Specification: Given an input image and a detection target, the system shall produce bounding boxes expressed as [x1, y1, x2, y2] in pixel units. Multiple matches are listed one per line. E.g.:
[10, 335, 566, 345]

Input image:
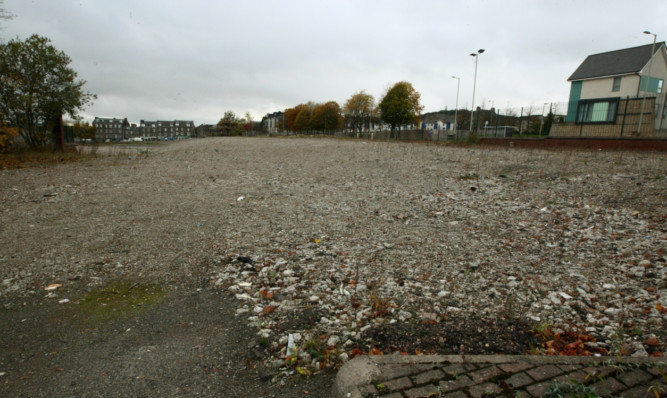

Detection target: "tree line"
[0, 32, 426, 150]
[280, 81, 423, 134]
[217, 81, 425, 136]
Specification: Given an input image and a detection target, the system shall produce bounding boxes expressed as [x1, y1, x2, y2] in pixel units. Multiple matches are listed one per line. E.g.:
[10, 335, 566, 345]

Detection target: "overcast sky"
[2, 0, 665, 125]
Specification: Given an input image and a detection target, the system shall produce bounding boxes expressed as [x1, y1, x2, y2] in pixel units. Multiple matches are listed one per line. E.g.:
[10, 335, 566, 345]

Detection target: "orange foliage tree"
[0, 113, 18, 152]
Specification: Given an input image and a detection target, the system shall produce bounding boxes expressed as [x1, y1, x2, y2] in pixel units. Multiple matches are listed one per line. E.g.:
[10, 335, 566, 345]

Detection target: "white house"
[565, 41, 667, 132]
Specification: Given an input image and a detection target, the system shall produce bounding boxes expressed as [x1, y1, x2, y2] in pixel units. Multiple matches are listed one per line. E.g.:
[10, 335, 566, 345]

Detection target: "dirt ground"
[1, 137, 665, 397]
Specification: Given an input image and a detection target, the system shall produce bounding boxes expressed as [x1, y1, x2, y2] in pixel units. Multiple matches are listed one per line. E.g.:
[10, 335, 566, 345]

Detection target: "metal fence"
[255, 95, 667, 140]
[480, 96, 667, 138]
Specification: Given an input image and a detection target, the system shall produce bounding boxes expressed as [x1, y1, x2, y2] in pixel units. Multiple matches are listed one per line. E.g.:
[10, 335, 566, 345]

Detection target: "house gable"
[565, 42, 667, 126]
[568, 42, 665, 81]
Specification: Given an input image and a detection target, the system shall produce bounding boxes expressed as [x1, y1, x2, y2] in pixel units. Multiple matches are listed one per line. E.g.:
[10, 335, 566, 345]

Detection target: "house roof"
[568, 41, 666, 81]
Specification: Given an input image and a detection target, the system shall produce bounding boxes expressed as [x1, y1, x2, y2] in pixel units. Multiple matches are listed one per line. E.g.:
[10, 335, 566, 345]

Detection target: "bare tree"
[0, 1, 14, 27]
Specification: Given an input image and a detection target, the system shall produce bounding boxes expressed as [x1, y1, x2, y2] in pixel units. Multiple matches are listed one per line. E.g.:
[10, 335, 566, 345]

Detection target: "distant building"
[92, 117, 131, 141]
[140, 120, 195, 138]
[561, 41, 667, 135]
[92, 118, 195, 140]
[261, 112, 284, 134]
[195, 124, 219, 137]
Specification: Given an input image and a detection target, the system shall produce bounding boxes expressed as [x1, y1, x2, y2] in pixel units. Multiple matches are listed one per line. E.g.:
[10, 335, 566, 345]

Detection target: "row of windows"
[576, 98, 619, 123]
[141, 122, 194, 127]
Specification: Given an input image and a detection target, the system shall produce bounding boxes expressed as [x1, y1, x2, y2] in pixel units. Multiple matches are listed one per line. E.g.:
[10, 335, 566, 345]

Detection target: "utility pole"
[452, 76, 460, 140]
[469, 49, 485, 136]
[638, 31, 657, 135]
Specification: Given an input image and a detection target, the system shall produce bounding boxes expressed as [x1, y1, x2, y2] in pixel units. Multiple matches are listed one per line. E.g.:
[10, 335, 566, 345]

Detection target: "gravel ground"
[1, 137, 666, 396]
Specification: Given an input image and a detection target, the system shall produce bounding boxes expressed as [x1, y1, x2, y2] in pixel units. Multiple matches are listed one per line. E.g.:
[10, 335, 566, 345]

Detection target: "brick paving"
[332, 355, 666, 398]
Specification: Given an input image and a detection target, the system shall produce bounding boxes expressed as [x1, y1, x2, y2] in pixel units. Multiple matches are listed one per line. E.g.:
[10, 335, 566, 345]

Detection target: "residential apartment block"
[92, 117, 195, 141]
[261, 111, 284, 134]
[140, 120, 195, 138]
[92, 117, 134, 141]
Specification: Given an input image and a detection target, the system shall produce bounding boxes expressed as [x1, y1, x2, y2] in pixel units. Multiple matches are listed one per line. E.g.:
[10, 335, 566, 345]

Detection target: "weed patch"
[65, 280, 166, 327]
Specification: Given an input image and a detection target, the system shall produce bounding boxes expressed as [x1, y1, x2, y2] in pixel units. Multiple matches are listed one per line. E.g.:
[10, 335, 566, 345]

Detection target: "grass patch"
[0, 147, 93, 169]
[67, 280, 166, 326]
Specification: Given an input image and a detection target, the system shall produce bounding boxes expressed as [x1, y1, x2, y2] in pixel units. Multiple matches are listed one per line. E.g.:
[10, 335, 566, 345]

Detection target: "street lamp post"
[452, 76, 460, 140]
[638, 31, 657, 135]
[487, 100, 494, 136]
[539, 102, 548, 136]
[469, 49, 485, 136]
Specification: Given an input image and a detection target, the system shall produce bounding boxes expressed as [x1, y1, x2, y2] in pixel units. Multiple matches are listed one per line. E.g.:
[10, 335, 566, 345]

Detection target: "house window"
[659, 79, 664, 94]
[576, 98, 619, 124]
[612, 76, 621, 92]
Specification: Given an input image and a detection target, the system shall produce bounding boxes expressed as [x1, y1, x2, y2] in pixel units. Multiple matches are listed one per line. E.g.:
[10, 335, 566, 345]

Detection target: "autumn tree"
[284, 104, 307, 133]
[217, 111, 240, 136]
[344, 91, 375, 132]
[310, 101, 342, 132]
[72, 121, 96, 141]
[0, 34, 96, 149]
[243, 112, 254, 132]
[293, 102, 315, 133]
[0, 112, 18, 152]
[378, 81, 424, 135]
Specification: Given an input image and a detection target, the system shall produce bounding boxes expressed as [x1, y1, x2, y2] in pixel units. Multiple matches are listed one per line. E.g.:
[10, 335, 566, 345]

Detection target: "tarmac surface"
[332, 355, 666, 398]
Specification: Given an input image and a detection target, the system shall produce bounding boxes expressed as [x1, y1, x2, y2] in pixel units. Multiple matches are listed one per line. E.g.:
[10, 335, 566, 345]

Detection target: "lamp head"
[643, 31, 651, 34]
[478, 49, 485, 54]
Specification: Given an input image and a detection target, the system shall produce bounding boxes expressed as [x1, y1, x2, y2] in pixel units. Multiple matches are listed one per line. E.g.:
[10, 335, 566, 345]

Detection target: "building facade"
[560, 41, 667, 136]
[261, 112, 284, 134]
[92, 117, 132, 141]
[139, 120, 195, 138]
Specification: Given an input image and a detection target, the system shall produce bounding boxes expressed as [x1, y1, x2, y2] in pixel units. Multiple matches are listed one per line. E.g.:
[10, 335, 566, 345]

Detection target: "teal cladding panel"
[640, 76, 661, 93]
[566, 81, 582, 122]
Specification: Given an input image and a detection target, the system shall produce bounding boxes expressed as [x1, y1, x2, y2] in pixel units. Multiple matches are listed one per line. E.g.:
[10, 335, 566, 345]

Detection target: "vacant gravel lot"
[1, 137, 665, 395]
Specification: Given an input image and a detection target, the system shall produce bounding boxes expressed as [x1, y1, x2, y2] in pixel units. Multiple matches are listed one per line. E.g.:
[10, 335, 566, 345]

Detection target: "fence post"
[620, 96, 629, 137]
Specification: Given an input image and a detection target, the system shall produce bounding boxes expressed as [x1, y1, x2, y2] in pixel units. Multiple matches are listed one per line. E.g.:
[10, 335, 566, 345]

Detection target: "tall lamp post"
[469, 49, 485, 135]
[451, 75, 460, 139]
[638, 31, 657, 135]
[539, 102, 548, 136]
